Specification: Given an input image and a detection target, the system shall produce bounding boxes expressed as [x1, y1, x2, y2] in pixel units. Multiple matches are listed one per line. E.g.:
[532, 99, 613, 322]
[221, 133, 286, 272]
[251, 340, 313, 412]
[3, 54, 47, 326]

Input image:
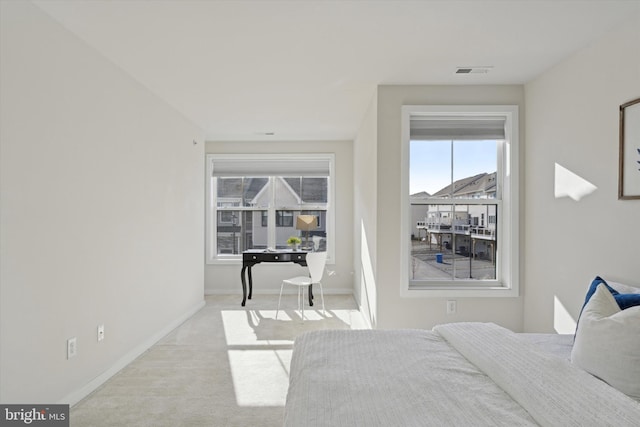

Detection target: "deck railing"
[417, 220, 496, 240]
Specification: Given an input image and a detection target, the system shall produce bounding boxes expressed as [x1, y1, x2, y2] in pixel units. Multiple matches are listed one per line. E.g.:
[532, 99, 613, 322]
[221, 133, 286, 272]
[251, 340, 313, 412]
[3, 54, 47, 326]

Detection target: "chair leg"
[301, 287, 305, 321]
[276, 282, 285, 319]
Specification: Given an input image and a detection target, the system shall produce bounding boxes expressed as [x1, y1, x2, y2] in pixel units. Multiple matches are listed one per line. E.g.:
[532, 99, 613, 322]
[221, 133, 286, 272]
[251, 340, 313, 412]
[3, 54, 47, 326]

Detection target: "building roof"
[283, 178, 327, 203]
[217, 177, 268, 202]
[431, 172, 497, 198]
[410, 191, 431, 202]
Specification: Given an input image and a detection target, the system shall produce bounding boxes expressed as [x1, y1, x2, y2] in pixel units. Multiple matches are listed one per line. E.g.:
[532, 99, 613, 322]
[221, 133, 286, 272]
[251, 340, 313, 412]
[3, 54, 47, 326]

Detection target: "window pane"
[275, 211, 297, 249]
[243, 178, 269, 208]
[410, 140, 497, 198]
[278, 177, 328, 206]
[274, 210, 327, 250]
[410, 140, 451, 197]
[452, 141, 497, 189]
[411, 204, 497, 281]
[217, 210, 267, 254]
[275, 177, 299, 207]
[301, 210, 327, 251]
[217, 178, 242, 208]
[301, 178, 328, 203]
[217, 177, 269, 208]
[248, 211, 268, 250]
[275, 210, 294, 227]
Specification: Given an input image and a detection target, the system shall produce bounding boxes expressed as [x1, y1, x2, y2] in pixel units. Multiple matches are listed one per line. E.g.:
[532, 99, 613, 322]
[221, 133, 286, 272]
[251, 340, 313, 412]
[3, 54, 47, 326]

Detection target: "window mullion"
[268, 177, 276, 248]
[497, 139, 505, 200]
[450, 139, 456, 280]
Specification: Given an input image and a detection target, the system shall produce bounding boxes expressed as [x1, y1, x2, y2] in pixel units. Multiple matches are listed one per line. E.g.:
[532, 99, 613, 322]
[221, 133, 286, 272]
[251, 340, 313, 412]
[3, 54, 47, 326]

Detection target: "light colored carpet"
[70, 294, 369, 426]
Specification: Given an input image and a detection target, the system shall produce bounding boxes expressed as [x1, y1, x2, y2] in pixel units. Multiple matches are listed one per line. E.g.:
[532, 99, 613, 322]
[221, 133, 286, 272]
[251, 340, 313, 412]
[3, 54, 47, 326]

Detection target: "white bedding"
[518, 333, 573, 360]
[284, 323, 640, 427]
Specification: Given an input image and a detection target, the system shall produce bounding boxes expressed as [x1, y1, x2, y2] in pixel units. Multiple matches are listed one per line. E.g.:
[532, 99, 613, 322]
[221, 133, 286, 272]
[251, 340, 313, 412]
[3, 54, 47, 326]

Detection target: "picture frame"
[618, 97, 640, 200]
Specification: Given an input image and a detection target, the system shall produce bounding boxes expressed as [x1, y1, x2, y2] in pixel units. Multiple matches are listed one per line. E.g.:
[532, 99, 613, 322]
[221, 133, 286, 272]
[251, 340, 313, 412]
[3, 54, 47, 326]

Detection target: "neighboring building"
[412, 172, 497, 261]
[410, 190, 431, 240]
[216, 177, 327, 253]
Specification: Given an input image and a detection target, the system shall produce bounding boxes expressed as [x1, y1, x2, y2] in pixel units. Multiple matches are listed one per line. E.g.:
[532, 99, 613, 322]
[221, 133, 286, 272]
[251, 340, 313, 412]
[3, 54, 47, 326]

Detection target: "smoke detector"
[456, 66, 493, 74]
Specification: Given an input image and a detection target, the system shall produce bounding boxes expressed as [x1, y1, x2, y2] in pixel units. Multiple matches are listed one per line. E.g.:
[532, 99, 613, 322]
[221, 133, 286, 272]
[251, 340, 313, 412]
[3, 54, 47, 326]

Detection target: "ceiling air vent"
[456, 66, 493, 74]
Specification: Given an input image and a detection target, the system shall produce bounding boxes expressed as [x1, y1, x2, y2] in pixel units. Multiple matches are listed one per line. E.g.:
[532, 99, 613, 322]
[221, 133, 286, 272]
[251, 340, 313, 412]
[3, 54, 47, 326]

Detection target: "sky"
[410, 140, 497, 195]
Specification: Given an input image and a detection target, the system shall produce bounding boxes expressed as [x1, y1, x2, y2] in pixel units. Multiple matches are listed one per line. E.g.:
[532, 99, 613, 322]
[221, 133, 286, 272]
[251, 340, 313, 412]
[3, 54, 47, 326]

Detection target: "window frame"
[206, 153, 335, 264]
[400, 105, 520, 297]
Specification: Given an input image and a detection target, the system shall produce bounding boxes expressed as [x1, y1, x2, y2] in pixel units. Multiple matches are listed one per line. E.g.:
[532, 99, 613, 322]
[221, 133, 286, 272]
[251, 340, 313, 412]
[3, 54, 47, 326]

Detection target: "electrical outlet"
[67, 337, 77, 359]
[446, 300, 457, 315]
[97, 324, 105, 342]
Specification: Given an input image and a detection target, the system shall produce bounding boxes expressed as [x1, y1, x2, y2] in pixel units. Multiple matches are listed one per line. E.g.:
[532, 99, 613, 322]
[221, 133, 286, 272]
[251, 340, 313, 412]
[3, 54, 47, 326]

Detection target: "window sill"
[401, 284, 519, 298]
[206, 257, 336, 266]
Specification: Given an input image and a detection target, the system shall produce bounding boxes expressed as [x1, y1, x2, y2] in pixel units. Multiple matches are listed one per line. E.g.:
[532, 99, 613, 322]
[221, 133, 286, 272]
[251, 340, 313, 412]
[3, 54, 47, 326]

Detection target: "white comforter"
[284, 323, 640, 427]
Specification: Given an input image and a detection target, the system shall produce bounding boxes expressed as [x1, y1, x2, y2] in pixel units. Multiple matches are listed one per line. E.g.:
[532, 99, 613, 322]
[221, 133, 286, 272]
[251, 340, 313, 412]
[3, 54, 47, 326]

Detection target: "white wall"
[374, 85, 526, 330]
[0, 2, 205, 404]
[353, 93, 378, 328]
[204, 140, 354, 297]
[523, 14, 640, 333]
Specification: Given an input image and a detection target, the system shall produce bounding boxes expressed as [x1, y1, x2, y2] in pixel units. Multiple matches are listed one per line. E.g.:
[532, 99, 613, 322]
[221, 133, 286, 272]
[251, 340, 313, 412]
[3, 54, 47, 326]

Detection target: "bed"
[284, 278, 640, 427]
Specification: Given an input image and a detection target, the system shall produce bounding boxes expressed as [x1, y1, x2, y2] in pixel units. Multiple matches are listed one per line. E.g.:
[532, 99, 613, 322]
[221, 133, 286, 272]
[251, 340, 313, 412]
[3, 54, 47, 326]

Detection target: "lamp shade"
[296, 215, 318, 231]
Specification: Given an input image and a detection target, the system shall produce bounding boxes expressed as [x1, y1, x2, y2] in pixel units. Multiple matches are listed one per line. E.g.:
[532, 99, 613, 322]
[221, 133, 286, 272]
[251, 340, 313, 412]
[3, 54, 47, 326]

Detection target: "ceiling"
[33, 0, 639, 141]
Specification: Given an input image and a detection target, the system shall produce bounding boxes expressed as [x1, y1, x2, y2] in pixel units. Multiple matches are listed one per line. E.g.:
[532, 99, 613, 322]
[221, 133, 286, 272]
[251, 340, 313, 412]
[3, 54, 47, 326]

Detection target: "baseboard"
[60, 299, 206, 407]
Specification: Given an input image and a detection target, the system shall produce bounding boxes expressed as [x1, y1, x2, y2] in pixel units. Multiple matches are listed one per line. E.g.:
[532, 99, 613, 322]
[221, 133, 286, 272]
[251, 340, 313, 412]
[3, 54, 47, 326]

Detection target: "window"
[206, 154, 334, 262]
[401, 105, 519, 297]
[276, 210, 294, 227]
[219, 211, 235, 224]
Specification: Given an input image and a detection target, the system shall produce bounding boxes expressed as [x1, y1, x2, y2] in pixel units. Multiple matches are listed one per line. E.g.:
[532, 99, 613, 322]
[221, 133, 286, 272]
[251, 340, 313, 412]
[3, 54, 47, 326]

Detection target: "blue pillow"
[582, 276, 617, 305]
[581, 276, 640, 311]
[575, 276, 640, 335]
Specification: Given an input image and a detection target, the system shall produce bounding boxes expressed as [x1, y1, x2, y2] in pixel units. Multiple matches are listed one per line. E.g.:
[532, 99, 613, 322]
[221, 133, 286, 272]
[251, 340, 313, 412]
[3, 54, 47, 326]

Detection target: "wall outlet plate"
[67, 337, 77, 359]
[446, 300, 457, 315]
[97, 324, 105, 342]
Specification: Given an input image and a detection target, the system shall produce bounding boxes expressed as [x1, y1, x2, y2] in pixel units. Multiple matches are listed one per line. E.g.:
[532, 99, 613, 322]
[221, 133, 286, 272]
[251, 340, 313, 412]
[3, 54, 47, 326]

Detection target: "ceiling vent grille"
[456, 66, 493, 74]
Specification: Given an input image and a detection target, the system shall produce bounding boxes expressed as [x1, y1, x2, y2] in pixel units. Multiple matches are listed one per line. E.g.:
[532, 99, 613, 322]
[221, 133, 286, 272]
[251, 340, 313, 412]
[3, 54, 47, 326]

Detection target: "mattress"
[284, 323, 640, 427]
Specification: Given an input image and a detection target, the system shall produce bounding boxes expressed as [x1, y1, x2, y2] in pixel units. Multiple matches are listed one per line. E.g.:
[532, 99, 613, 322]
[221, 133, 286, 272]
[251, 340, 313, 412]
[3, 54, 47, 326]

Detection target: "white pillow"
[571, 284, 640, 400]
[608, 280, 640, 294]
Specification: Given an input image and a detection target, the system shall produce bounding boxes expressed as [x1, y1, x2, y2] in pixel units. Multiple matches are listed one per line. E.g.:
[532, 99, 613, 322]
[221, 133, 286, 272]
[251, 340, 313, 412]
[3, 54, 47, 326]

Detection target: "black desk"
[241, 250, 312, 307]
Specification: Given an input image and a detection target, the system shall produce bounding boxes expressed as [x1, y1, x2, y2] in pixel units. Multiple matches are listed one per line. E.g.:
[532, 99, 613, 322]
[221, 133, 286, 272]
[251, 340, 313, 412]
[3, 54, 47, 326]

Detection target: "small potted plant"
[287, 236, 302, 251]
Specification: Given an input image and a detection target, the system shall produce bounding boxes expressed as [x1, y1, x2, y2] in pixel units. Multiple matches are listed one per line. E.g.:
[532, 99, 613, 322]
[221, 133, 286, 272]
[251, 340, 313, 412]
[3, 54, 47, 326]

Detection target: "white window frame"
[400, 105, 519, 297]
[206, 153, 335, 264]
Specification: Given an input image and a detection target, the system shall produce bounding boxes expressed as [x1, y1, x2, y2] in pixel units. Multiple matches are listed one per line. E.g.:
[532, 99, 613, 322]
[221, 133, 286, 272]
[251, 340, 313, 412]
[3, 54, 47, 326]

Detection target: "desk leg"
[241, 265, 247, 306]
[309, 284, 314, 306]
[248, 266, 253, 300]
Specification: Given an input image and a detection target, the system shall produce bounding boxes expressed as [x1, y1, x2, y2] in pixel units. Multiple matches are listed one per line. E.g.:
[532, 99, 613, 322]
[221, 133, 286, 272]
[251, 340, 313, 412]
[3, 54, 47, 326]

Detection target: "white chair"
[276, 251, 327, 321]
